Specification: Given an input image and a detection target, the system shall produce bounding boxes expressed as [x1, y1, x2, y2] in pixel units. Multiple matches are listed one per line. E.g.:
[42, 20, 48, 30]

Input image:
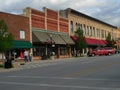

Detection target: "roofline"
[67, 8, 117, 29]
[0, 11, 28, 19]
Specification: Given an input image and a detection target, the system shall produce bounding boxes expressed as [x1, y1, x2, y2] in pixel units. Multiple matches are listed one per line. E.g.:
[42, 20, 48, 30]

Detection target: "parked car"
[115, 49, 120, 54]
[87, 47, 115, 57]
[104, 47, 115, 55]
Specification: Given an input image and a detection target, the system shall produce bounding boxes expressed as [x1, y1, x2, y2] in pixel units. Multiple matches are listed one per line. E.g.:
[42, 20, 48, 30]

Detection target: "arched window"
[70, 21, 73, 32]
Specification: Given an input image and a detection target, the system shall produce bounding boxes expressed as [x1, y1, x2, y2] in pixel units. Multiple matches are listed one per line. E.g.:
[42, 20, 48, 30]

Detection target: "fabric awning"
[12, 40, 32, 49]
[47, 33, 66, 45]
[60, 34, 75, 44]
[85, 38, 107, 46]
[71, 36, 107, 46]
[116, 41, 120, 46]
[71, 36, 78, 41]
[32, 28, 66, 45]
[32, 31, 50, 43]
[85, 38, 98, 45]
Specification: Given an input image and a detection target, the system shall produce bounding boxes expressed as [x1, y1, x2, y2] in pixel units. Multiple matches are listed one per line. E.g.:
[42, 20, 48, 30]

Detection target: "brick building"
[0, 12, 32, 59]
[60, 8, 119, 54]
[0, 7, 120, 60]
[23, 7, 74, 59]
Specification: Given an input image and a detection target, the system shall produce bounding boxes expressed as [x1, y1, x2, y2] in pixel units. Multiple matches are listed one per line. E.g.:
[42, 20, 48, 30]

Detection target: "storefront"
[32, 28, 74, 60]
[71, 36, 107, 55]
[10, 40, 32, 60]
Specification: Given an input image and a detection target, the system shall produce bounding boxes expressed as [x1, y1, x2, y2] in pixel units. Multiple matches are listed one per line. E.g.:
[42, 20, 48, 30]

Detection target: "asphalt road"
[0, 54, 120, 90]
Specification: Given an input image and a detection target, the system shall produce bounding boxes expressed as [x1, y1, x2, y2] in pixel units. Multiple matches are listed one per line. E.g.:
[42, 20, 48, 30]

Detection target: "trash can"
[4, 59, 13, 69]
[50, 52, 55, 60]
[50, 55, 54, 60]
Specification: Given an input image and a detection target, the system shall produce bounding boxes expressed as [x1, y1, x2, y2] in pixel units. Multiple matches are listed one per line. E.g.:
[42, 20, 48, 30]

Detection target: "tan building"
[60, 8, 119, 53]
[116, 28, 120, 48]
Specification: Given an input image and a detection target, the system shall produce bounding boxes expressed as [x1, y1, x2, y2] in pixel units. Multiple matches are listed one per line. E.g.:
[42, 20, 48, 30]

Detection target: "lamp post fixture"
[49, 35, 55, 60]
[50, 35, 53, 56]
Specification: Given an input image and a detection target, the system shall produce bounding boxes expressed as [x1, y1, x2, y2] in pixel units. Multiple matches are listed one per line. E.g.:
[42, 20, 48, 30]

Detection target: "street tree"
[106, 32, 115, 47]
[75, 27, 87, 56]
[0, 19, 13, 60]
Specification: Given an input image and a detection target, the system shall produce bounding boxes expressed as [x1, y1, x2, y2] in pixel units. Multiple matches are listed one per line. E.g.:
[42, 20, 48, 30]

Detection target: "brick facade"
[0, 12, 30, 41]
[31, 9, 45, 29]
[24, 7, 69, 34]
[59, 18, 69, 33]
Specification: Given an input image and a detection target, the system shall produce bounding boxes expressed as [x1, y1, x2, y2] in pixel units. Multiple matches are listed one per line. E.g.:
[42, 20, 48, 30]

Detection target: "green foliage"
[75, 27, 87, 54]
[106, 32, 115, 47]
[0, 20, 13, 53]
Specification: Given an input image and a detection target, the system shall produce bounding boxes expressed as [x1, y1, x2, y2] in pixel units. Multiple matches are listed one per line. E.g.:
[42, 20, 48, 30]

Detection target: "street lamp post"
[49, 35, 55, 60]
[50, 35, 53, 56]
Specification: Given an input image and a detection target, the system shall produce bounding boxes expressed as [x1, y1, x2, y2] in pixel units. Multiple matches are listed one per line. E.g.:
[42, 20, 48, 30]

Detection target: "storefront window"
[33, 46, 46, 56]
[60, 46, 67, 55]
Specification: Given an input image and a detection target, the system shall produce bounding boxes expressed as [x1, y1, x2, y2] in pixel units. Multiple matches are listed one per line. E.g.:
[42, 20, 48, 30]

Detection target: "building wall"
[59, 17, 69, 33]
[0, 12, 30, 41]
[31, 9, 45, 29]
[68, 13, 117, 40]
[117, 28, 120, 39]
[60, 9, 118, 41]
[23, 7, 69, 34]
[46, 8, 58, 32]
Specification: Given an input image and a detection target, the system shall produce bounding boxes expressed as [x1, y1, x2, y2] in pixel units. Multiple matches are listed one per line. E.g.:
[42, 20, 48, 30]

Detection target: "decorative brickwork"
[31, 9, 45, 29]
[59, 18, 69, 33]
[27, 7, 69, 33]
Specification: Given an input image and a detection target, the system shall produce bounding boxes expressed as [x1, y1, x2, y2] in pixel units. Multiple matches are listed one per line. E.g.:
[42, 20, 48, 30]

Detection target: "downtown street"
[0, 54, 120, 90]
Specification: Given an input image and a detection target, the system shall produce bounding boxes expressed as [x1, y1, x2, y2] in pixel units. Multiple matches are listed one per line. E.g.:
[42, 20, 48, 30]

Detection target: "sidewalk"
[0, 59, 42, 73]
[0, 58, 68, 72]
[0, 57, 84, 73]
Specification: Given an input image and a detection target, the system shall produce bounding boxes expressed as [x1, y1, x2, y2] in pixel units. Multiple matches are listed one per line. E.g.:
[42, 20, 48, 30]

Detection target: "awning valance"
[12, 40, 32, 49]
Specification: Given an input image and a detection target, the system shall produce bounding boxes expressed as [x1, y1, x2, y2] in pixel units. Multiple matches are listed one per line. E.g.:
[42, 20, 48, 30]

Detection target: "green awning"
[12, 40, 32, 49]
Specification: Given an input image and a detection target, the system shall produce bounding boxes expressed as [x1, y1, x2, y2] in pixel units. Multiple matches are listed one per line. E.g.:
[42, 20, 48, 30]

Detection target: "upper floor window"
[76, 23, 78, 30]
[104, 31, 106, 38]
[84, 24, 87, 35]
[90, 26, 92, 36]
[20, 30, 25, 39]
[101, 30, 104, 38]
[93, 27, 95, 37]
[87, 26, 89, 36]
[97, 29, 100, 38]
[70, 21, 73, 33]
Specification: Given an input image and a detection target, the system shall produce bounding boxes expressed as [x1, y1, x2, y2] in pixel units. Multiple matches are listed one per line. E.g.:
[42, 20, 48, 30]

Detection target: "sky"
[0, 0, 120, 27]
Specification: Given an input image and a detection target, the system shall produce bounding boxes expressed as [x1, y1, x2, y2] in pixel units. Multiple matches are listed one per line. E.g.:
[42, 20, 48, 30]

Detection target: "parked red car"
[87, 47, 115, 57]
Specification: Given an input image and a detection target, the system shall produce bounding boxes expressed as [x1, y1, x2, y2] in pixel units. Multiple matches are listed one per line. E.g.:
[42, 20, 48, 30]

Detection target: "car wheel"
[92, 53, 95, 57]
[108, 52, 111, 56]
